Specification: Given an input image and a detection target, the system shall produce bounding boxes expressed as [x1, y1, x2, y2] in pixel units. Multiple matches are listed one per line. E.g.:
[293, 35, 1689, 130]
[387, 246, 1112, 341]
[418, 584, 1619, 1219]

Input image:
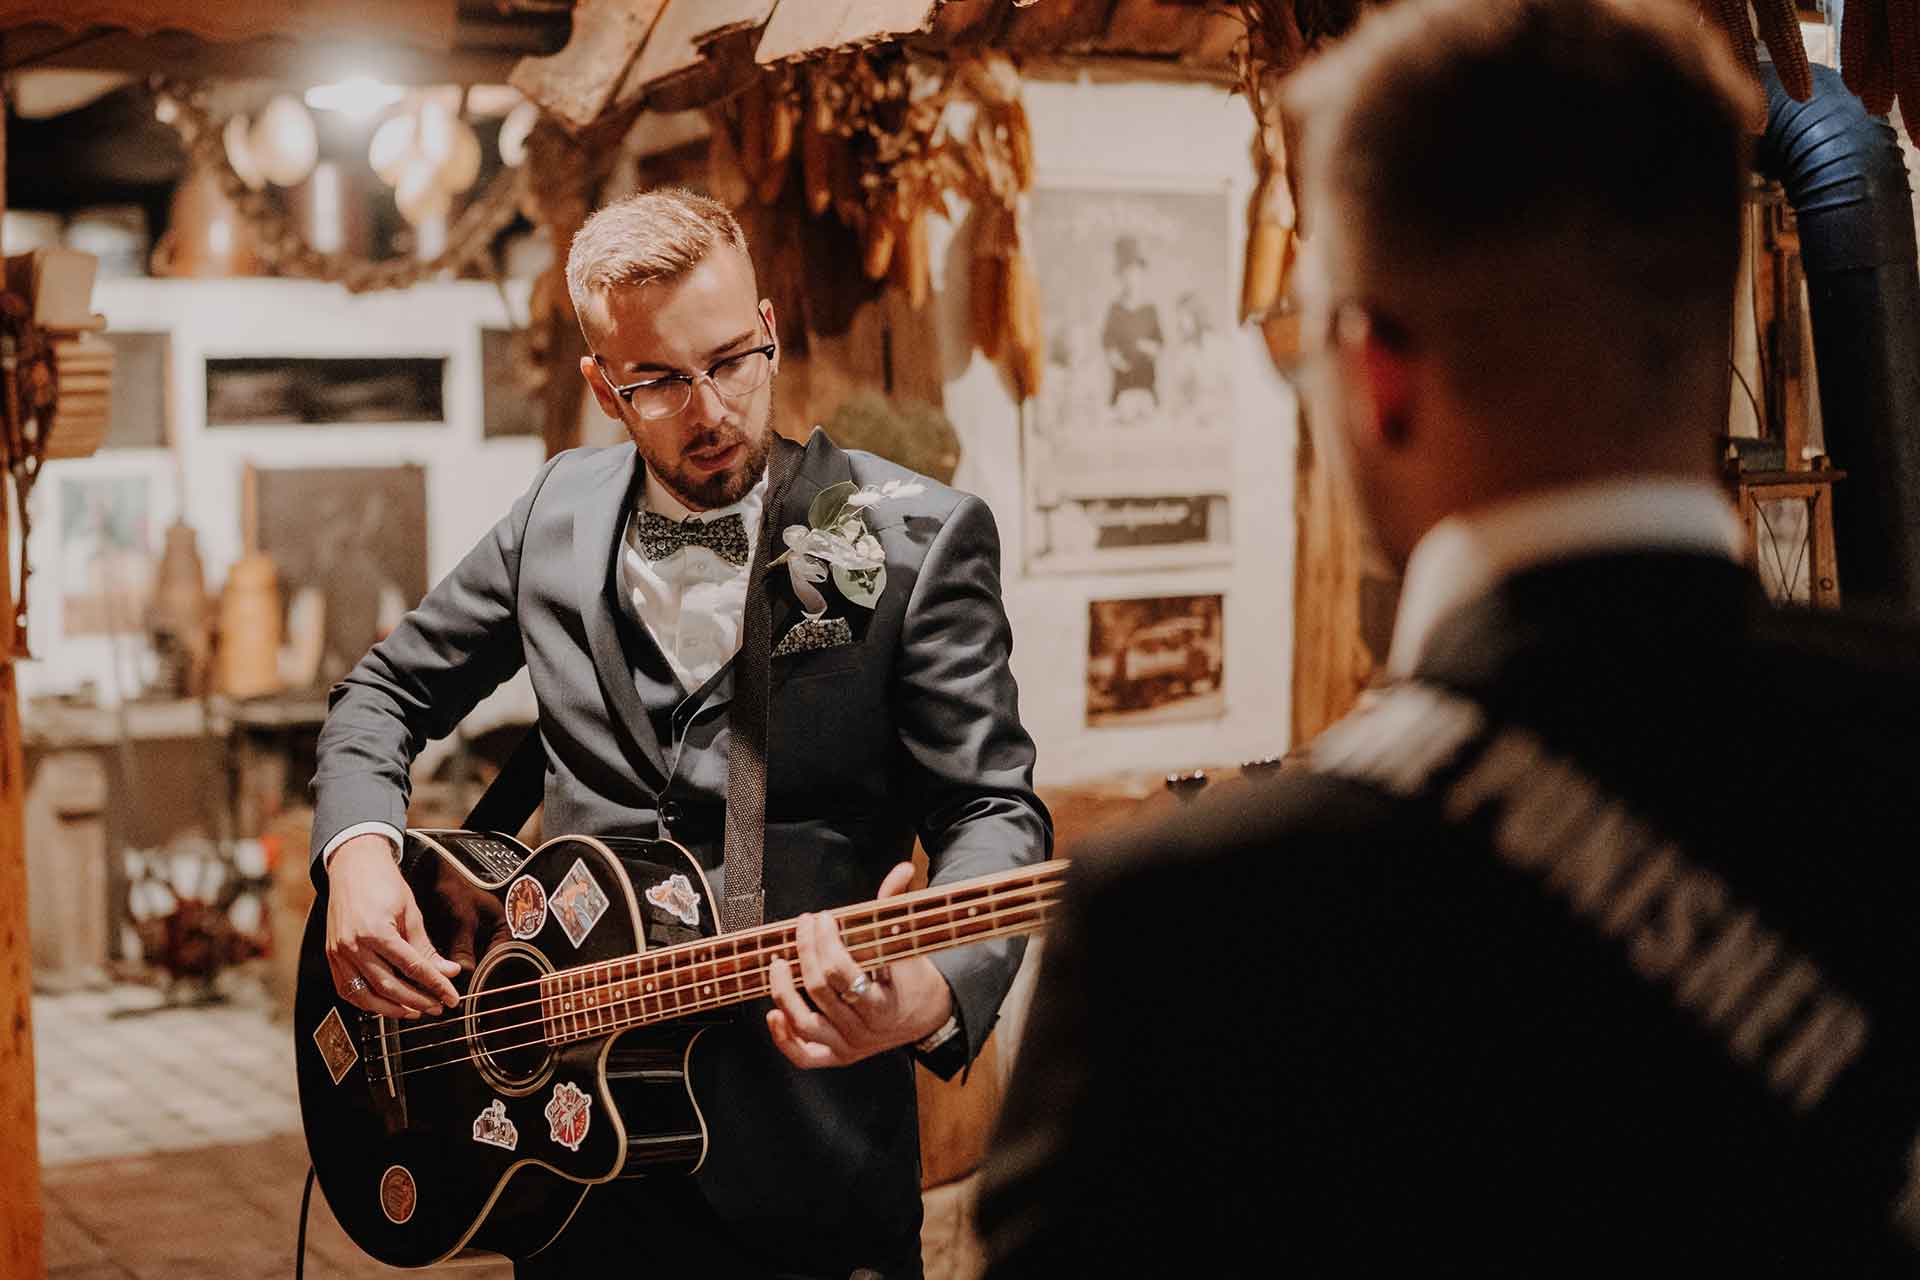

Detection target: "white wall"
[23, 74, 1299, 791]
[19, 277, 544, 733]
[937, 75, 1299, 789]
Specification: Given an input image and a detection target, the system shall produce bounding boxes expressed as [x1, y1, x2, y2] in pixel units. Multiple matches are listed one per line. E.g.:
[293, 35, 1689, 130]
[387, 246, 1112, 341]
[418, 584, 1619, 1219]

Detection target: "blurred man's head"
[569, 188, 779, 511]
[1286, 0, 1759, 566]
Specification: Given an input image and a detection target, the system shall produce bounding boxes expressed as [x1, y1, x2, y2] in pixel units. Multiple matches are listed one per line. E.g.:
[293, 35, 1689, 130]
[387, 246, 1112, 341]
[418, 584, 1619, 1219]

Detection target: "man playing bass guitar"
[311, 187, 1051, 1279]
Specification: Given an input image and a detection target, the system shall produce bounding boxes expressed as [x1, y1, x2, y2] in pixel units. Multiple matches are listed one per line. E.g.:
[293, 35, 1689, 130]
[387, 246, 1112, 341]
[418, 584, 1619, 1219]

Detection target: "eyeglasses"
[594, 333, 777, 421]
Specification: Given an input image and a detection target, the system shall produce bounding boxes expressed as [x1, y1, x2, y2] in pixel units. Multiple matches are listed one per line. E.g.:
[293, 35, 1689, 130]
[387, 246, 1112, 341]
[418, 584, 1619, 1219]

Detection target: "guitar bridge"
[356, 1012, 410, 1135]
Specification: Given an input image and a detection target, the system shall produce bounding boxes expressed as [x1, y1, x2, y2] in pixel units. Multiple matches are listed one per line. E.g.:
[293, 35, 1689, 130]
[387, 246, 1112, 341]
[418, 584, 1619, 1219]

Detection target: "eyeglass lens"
[629, 349, 773, 420]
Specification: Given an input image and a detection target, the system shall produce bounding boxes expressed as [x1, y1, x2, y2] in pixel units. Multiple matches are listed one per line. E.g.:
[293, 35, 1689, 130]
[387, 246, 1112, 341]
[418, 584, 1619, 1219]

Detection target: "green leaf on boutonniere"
[808, 481, 859, 532]
[833, 562, 885, 608]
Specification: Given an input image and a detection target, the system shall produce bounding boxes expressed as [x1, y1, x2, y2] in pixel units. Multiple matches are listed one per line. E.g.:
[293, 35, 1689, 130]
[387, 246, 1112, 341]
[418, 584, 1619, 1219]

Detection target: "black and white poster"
[1024, 184, 1236, 573]
[1087, 594, 1226, 727]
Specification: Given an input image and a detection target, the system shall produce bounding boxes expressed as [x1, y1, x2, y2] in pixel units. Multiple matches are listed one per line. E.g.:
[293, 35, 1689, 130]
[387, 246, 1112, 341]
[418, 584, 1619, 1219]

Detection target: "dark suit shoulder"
[1067, 768, 1433, 917]
[548, 441, 635, 484]
[838, 446, 971, 524]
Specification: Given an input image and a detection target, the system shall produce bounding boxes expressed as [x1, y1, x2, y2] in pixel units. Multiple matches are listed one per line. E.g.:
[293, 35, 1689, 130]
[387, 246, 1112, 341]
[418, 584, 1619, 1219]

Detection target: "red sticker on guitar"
[544, 1080, 592, 1152]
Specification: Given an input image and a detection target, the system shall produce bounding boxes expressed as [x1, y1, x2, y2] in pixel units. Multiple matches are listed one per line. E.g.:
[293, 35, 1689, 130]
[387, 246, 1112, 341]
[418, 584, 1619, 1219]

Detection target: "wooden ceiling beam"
[0, 0, 457, 49]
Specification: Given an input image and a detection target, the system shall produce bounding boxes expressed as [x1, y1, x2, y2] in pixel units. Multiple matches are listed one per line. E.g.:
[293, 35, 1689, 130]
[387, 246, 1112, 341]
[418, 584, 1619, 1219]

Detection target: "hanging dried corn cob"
[1241, 114, 1296, 323]
[1698, 0, 1767, 125]
[863, 216, 898, 281]
[737, 80, 769, 189]
[756, 83, 797, 206]
[798, 77, 830, 217]
[892, 210, 932, 311]
[1753, 0, 1813, 101]
[1843, 0, 1899, 116]
[705, 108, 752, 208]
[970, 204, 1009, 361]
[1004, 235, 1045, 401]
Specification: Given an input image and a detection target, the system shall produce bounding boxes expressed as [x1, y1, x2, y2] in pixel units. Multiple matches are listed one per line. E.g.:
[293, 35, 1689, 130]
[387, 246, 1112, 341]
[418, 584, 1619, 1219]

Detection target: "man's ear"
[581, 355, 622, 421]
[1339, 326, 1414, 451]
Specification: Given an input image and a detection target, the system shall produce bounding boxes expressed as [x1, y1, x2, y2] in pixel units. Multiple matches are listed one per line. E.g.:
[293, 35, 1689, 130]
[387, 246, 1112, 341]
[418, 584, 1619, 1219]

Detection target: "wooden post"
[0, 86, 48, 1273]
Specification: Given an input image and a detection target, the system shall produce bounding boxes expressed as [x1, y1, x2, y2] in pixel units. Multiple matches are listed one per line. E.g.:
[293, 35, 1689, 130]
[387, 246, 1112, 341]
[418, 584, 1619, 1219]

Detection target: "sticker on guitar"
[544, 1081, 592, 1151]
[504, 875, 547, 940]
[379, 1165, 417, 1224]
[312, 1006, 358, 1086]
[644, 873, 702, 927]
[551, 859, 610, 949]
[472, 1098, 519, 1151]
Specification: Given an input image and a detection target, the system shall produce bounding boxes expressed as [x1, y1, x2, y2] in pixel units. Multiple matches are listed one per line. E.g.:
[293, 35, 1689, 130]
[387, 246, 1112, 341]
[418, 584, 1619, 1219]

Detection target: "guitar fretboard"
[537, 860, 1067, 1043]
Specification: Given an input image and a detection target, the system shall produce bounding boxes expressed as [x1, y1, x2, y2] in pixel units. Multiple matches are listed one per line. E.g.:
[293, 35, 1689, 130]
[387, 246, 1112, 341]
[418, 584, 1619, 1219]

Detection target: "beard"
[639, 399, 776, 511]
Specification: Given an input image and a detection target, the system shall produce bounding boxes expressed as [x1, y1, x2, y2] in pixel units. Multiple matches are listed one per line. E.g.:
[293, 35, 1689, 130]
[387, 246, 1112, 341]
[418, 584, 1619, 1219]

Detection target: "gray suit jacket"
[310, 429, 1050, 1263]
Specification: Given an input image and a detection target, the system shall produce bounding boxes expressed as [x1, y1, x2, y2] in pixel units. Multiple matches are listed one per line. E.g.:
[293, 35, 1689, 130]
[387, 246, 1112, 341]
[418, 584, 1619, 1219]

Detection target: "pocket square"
[773, 615, 854, 658]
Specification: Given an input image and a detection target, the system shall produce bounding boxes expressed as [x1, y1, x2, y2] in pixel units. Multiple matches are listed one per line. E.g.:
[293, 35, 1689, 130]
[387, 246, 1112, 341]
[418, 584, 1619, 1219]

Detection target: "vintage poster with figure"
[1087, 594, 1226, 727]
[1024, 185, 1236, 573]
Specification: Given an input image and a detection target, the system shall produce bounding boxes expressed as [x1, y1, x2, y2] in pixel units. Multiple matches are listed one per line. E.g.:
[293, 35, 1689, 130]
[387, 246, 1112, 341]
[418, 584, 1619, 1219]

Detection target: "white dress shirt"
[1386, 476, 1747, 679]
[618, 467, 765, 691]
[323, 466, 769, 867]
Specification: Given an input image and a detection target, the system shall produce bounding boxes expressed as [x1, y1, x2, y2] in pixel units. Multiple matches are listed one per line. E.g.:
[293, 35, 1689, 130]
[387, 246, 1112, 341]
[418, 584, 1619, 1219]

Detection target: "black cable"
[295, 1164, 317, 1280]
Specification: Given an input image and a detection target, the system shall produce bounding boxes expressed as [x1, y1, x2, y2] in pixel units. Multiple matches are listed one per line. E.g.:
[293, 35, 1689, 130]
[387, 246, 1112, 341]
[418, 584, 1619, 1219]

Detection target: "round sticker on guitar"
[379, 1165, 417, 1224]
[504, 875, 547, 940]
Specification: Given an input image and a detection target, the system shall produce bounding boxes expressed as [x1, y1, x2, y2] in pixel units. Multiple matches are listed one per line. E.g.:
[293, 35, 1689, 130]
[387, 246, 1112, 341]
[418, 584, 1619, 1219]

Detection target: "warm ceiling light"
[304, 75, 405, 120]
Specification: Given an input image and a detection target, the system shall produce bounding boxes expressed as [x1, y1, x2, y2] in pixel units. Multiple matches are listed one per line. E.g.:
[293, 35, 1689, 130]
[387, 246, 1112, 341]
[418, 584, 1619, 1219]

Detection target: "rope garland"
[149, 78, 530, 294]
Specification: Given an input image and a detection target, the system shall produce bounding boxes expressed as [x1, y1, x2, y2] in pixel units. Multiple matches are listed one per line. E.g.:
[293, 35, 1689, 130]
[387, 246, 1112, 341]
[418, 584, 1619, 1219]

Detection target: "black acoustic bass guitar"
[294, 828, 1065, 1267]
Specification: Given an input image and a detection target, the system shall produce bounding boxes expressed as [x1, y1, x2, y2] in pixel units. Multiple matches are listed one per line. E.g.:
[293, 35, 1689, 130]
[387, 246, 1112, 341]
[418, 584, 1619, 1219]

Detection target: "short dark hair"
[1288, 0, 1759, 420]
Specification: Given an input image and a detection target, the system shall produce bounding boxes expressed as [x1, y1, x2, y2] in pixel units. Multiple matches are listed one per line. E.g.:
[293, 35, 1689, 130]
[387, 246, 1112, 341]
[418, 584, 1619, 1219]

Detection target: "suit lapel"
[574, 446, 673, 787]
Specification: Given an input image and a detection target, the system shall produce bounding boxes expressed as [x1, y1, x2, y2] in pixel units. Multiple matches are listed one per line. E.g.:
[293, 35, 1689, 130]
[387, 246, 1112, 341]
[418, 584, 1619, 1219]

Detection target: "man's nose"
[685, 374, 730, 427]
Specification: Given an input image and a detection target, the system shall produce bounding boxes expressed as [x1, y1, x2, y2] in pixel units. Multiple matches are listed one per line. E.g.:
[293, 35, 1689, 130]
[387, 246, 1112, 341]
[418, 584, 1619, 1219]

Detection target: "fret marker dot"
[969, 907, 979, 916]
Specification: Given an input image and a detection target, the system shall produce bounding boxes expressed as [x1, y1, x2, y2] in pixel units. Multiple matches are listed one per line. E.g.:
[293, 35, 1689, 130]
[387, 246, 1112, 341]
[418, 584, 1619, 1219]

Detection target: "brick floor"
[34, 980, 510, 1279]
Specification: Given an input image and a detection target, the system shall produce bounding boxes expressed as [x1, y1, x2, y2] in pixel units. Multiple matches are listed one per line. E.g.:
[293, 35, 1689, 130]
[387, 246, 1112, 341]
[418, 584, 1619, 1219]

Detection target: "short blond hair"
[565, 187, 752, 319]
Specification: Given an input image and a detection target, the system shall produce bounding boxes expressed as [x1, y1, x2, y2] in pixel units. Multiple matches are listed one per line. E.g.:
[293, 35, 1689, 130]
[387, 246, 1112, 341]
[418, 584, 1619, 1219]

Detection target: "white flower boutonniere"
[770, 478, 925, 616]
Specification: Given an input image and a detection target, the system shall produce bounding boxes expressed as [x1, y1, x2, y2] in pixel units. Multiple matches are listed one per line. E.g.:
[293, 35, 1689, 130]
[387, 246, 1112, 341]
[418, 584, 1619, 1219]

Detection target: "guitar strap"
[460, 437, 804, 936]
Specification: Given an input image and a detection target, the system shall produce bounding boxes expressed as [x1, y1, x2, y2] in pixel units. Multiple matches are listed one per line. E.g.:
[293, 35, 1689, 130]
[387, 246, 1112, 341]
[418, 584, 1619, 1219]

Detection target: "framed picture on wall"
[247, 464, 428, 689]
[1023, 183, 1236, 574]
[206, 356, 446, 426]
[57, 471, 158, 635]
[1086, 593, 1226, 727]
[101, 330, 171, 449]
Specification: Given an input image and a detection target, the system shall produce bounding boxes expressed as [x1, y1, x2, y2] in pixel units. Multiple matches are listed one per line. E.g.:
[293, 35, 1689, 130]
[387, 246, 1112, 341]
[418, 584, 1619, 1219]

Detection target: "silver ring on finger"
[838, 972, 873, 1004]
[345, 975, 369, 996]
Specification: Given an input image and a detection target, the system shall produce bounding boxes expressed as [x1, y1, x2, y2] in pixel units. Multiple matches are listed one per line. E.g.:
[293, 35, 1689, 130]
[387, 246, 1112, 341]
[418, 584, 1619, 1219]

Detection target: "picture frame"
[1022, 180, 1237, 574]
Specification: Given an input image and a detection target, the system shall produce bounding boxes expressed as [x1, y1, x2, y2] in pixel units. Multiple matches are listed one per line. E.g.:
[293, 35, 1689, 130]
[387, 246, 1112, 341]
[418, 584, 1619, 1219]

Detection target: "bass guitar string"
[376, 867, 1069, 1045]
[364, 908, 1056, 1085]
[377, 862, 1070, 1033]
[365, 912, 1055, 1087]
[375, 871, 1068, 1049]
[363, 896, 1060, 1079]
[368, 915, 1052, 1087]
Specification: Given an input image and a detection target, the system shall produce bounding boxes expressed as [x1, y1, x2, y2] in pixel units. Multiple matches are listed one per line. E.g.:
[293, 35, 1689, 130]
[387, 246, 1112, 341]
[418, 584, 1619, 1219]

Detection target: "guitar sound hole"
[471, 950, 552, 1092]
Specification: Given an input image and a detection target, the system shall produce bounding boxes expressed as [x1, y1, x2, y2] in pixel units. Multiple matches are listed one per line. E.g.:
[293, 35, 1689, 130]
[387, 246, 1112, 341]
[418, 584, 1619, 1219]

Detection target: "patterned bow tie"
[635, 510, 750, 566]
